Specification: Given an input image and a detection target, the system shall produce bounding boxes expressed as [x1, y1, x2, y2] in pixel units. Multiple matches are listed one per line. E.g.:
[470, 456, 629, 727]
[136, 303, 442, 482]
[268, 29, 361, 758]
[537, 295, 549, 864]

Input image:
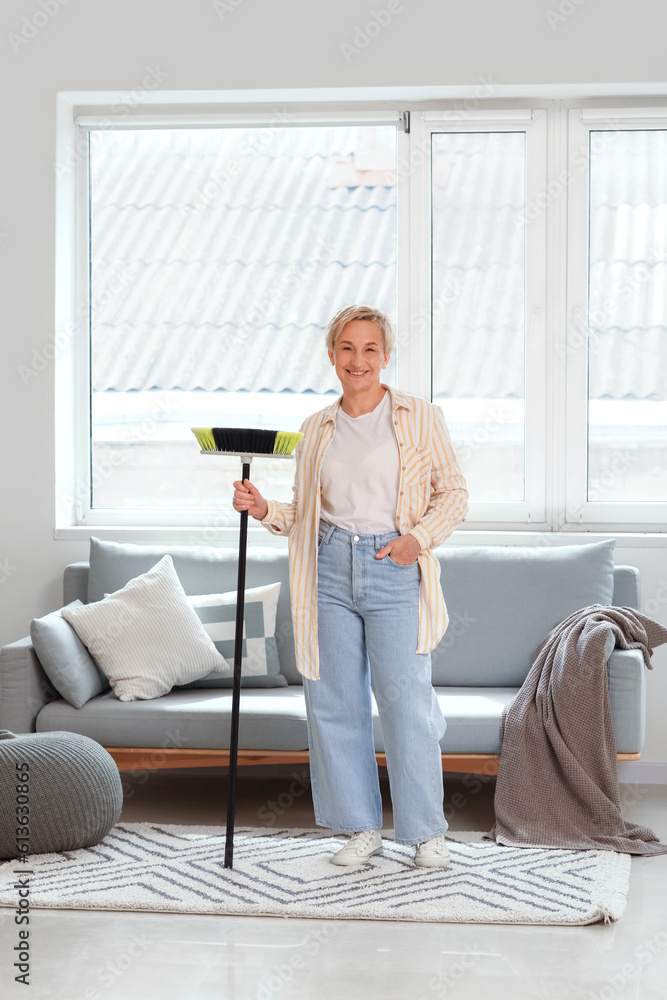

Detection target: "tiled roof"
[588, 128, 667, 400]
[90, 125, 666, 401]
[91, 126, 396, 396]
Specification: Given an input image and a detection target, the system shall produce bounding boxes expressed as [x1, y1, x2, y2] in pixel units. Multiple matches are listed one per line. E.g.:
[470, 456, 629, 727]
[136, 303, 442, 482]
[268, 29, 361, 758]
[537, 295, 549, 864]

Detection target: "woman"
[233, 305, 469, 867]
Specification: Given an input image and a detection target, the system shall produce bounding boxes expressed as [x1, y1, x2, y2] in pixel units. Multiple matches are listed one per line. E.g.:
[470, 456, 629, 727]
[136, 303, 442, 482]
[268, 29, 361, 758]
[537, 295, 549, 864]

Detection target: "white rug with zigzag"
[0, 824, 631, 924]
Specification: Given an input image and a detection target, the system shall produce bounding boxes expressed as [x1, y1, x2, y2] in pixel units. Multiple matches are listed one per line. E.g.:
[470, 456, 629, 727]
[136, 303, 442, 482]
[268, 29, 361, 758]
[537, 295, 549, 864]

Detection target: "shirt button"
[394, 420, 398, 425]
[353, 535, 360, 541]
[399, 491, 404, 496]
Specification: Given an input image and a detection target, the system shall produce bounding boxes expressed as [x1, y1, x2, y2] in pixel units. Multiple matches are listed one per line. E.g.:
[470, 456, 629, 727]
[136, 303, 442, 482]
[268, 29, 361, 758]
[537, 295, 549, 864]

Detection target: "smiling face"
[328, 319, 390, 393]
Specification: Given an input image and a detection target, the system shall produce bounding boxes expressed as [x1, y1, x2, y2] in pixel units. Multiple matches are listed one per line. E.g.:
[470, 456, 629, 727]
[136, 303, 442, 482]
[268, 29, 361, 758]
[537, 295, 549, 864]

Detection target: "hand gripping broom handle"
[224, 458, 250, 869]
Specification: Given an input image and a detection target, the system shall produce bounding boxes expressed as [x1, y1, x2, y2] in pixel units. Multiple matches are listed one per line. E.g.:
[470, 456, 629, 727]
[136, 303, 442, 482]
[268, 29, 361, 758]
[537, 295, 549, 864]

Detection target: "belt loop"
[320, 521, 335, 546]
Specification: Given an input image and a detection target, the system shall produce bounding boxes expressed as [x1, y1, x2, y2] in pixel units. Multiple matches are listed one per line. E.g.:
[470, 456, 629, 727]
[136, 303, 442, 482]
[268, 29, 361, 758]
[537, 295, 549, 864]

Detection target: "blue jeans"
[302, 520, 448, 846]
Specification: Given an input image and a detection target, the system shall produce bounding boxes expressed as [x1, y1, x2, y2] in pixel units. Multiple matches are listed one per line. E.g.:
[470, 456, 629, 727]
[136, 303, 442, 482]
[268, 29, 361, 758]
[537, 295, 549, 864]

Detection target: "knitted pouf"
[0, 730, 123, 860]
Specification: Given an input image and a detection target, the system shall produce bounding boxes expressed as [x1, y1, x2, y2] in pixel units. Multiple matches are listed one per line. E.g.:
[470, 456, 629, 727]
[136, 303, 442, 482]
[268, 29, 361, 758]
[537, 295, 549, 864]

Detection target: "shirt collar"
[322, 384, 410, 425]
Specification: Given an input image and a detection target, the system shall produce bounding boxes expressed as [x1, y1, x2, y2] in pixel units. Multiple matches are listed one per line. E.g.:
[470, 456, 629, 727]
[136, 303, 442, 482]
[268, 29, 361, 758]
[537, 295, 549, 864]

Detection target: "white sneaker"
[330, 830, 383, 866]
[414, 834, 451, 868]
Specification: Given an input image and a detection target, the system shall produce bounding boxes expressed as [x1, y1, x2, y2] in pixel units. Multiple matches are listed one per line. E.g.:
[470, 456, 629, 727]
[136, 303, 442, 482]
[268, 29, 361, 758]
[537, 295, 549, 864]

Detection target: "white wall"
[1, 0, 666, 761]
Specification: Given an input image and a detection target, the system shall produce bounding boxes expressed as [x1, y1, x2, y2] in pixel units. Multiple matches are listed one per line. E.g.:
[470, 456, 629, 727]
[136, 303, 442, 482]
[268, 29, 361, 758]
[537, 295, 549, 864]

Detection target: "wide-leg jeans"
[302, 520, 448, 846]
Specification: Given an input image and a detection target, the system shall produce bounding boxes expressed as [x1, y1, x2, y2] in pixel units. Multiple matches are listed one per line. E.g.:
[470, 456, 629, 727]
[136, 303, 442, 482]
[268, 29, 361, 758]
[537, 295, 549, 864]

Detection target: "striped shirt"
[261, 384, 470, 680]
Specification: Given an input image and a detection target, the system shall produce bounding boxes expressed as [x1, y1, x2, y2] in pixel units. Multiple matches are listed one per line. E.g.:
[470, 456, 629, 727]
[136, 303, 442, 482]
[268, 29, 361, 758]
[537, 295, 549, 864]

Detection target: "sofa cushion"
[178, 584, 287, 689]
[36, 686, 513, 754]
[30, 601, 110, 709]
[87, 537, 300, 683]
[432, 539, 616, 686]
[63, 556, 230, 701]
[33, 686, 518, 756]
[371, 687, 521, 755]
[36, 688, 310, 752]
[35, 658, 639, 755]
[434, 688, 519, 754]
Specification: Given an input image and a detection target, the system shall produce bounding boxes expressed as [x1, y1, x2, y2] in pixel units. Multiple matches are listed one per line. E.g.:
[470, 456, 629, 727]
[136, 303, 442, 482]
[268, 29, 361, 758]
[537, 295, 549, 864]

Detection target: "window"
[417, 108, 546, 526]
[55, 97, 667, 534]
[87, 123, 398, 514]
[589, 129, 667, 502]
[566, 108, 667, 527]
[431, 129, 527, 502]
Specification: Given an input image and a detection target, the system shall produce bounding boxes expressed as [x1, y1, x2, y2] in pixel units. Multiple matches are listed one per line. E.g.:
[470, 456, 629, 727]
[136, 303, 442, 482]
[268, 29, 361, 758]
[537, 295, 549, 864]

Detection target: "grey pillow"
[30, 601, 110, 709]
[87, 536, 242, 604]
[432, 538, 617, 686]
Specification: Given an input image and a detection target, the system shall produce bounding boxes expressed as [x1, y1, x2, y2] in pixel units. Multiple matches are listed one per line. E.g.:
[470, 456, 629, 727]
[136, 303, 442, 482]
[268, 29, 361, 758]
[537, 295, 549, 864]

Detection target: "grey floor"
[1, 766, 666, 999]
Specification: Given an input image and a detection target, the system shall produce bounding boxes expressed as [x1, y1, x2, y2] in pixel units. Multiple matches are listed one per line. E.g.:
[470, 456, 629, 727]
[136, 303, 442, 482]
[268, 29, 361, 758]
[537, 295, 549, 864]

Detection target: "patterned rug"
[0, 824, 631, 924]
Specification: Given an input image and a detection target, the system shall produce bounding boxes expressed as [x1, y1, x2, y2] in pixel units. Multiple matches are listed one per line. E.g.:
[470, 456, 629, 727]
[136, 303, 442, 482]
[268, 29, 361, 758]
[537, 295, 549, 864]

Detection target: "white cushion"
[62, 555, 231, 702]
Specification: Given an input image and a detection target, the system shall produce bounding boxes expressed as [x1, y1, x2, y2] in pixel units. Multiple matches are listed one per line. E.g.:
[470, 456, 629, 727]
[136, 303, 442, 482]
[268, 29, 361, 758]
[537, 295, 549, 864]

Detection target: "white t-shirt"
[320, 389, 400, 534]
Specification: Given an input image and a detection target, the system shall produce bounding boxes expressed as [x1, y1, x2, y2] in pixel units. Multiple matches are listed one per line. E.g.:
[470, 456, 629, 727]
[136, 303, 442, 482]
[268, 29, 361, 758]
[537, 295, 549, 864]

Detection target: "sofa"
[0, 536, 646, 777]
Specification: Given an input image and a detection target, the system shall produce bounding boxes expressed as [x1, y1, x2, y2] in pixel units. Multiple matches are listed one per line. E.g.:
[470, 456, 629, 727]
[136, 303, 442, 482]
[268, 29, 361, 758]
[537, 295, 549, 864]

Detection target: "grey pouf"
[0, 730, 123, 860]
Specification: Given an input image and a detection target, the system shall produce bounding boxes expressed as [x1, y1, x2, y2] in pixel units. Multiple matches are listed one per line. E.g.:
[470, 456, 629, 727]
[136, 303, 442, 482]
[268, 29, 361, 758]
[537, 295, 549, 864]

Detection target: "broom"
[192, 427, 303, 868]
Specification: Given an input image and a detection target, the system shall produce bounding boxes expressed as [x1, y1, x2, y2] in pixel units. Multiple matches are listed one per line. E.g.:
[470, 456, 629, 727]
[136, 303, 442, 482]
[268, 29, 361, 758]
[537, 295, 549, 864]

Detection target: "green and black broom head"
[191, 427, 304, 456]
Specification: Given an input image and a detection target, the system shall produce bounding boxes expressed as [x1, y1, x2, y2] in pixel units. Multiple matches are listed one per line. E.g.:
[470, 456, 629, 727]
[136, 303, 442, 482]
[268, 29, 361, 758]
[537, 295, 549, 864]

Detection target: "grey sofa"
[0, 536, 645, 776]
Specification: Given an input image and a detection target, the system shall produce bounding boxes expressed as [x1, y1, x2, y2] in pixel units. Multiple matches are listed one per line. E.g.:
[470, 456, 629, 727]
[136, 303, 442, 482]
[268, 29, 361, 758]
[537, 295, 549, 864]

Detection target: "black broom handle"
[224, 458, 250, 869]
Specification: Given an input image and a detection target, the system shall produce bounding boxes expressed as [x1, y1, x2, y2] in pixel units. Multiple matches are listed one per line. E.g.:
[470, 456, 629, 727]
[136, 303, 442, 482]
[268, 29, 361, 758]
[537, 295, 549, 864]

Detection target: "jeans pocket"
[387, 553, 419, 568]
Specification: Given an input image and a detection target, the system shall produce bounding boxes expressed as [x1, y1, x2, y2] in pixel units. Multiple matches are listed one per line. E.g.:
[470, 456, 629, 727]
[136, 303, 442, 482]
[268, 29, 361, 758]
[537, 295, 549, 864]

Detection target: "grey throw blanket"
[482, 604, 667, 855]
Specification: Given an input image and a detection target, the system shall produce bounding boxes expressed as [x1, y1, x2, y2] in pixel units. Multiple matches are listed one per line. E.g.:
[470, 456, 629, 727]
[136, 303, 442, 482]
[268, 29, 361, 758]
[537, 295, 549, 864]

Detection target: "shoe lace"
[348, 830, 377, 850]
[417, 834, 448, 851]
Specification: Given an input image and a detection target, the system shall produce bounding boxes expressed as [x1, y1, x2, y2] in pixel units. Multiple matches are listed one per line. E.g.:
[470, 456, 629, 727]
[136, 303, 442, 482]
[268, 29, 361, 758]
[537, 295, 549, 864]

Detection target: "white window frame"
[565, 106, 667, 529]
[53, 91, 667, 541]
[55, 104, 408, 532]
[410, 108, 548, 527]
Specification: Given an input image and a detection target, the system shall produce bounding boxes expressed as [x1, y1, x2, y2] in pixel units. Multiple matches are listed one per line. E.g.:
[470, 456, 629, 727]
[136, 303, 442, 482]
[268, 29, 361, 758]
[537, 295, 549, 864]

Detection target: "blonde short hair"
[325, 305, 395, 356]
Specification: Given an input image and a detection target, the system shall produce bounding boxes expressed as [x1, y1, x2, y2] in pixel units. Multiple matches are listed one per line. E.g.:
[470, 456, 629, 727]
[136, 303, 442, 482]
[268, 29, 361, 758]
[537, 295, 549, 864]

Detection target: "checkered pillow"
[181, 582, 287, 688]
